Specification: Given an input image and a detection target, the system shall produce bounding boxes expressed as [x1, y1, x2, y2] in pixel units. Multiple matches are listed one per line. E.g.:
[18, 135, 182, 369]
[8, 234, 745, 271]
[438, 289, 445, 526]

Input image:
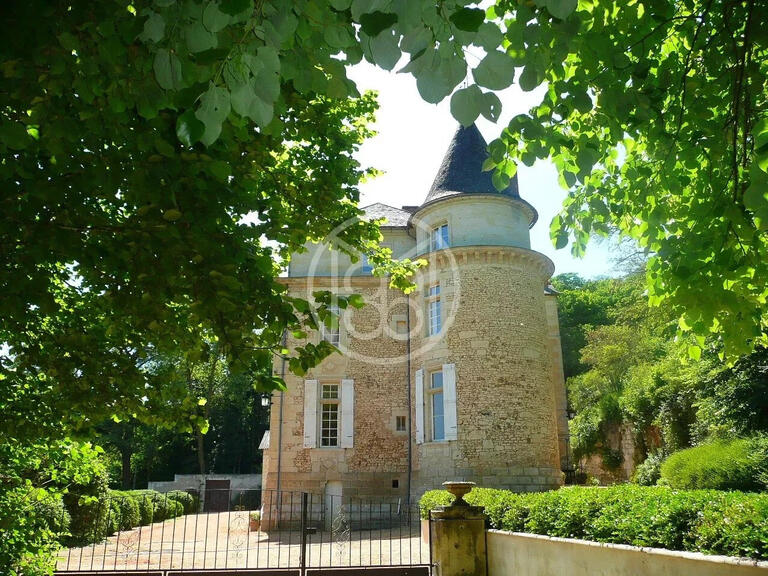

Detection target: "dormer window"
[431, 224, 449, 251]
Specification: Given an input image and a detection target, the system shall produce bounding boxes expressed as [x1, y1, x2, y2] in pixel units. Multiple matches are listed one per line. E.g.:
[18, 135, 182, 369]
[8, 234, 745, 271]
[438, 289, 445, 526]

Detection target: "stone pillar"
[430, 482, 487, 576]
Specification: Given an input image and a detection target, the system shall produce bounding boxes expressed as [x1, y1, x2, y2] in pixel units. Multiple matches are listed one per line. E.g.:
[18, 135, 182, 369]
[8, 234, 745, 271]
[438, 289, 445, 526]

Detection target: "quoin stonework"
[261, 124, 570, 505]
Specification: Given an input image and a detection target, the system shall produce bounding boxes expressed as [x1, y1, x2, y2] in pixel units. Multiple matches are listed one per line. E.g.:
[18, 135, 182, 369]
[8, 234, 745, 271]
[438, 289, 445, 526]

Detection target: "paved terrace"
[56, 511, 429, 571]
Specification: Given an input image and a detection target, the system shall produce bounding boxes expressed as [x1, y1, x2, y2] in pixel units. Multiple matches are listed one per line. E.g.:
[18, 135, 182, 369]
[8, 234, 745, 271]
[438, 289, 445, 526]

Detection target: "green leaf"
[415, 54, 466, 103]
[754, 118, 768, 173]
[140, 11, 165, 43]
[450, 85, 483, 127]
[163, 209, 183, 221]
[323, 25, 354, 48]
[185, 21, 218, 53]
[546, 0, 577, 19]
[368, 30, 401, 71]
[347, 294, 365, 309]
[0, 121, 30, 150]
[416, 71, 451, 104]
[519, 62, 540, 92]
[231, 80, 274, 127]
[449, 8, 485, 32]
[203, 2, 231, 33]
[153, 49, 183, 90]
[219, 0, 252, 16]
[195, 86, 231, 146]
[359, 11, 398, 36]
[744, 166, 768, 210]
[554, 231, 569, 249]
[473, 51, 515, 90]
[492, 169, 510, 191]
[474, 22, 503, 51]
[208, 160, 231, 182]
[257, 46, 281, 74]
[176, 110, 205, 146]
[754, 118, 768, 150]
[481, 91, 502, 122]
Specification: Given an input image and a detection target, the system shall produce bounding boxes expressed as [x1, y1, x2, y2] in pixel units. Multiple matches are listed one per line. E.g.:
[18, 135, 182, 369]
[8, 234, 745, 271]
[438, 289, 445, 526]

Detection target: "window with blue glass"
[431, 223, 449, 251]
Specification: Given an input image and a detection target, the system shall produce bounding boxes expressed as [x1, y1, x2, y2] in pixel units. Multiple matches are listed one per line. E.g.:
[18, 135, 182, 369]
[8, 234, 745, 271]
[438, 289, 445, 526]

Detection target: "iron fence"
[54, 489, 429, 573]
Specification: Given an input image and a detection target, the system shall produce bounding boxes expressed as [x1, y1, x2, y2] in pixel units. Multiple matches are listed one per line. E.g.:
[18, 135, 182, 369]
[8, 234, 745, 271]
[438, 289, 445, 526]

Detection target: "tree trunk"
[121, 447, 132, 489]
[196, 426, 206, 475]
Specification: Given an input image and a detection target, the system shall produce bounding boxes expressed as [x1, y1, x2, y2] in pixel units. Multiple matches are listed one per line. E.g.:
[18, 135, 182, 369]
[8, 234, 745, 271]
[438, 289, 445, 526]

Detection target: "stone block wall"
[263, 246, 566, 503]
[262, 276, 411, 501]
[410, 247, 563, 496]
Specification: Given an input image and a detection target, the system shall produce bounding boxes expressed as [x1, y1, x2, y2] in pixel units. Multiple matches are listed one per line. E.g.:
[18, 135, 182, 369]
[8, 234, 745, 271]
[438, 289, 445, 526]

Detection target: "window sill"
[425, 332, 445, 340]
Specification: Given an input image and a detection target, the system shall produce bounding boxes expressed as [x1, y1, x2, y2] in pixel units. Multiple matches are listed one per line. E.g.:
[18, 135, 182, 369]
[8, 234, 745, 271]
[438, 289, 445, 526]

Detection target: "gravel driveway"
[56, 511, 429, 571]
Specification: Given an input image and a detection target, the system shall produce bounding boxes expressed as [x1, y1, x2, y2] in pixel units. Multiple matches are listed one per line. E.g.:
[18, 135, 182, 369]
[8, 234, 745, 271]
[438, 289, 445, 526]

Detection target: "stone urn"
[442, 481, 476, 506]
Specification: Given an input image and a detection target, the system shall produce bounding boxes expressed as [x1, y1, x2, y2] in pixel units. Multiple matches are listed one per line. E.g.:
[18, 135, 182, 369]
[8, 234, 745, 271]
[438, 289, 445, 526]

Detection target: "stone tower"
[260, 124, 568, 506]
[408, 125, 566, 493]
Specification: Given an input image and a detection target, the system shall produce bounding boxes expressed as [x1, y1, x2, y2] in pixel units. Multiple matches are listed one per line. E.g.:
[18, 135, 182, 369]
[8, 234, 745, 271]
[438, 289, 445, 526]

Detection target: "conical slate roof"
[424, 124, 520, 204]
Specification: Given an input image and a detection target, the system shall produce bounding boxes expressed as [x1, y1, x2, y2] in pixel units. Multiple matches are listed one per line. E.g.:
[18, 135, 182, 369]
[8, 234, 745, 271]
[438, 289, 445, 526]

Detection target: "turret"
[408, 124, 563, 496]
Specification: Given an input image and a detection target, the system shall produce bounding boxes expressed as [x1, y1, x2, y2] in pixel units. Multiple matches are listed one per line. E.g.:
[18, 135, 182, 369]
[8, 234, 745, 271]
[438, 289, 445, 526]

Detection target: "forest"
[554, 269, 768, 488]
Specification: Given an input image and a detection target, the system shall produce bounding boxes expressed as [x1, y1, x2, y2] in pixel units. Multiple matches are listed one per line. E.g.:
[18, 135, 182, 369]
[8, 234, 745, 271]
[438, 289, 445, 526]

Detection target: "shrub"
[633, 452, 665, 486]
[125, 490, 162, 524]
[108, 492, 141, 530]
[419, 485, 768, 560]
[61, 446, 111, 546]
[131, 492, 155, 525]
[125, 490, 185, 522]
[1, 487, 69, 576]
[33, 491, 71, 535]
[166, 490, 197, 514]
[660, 437, 768, 491]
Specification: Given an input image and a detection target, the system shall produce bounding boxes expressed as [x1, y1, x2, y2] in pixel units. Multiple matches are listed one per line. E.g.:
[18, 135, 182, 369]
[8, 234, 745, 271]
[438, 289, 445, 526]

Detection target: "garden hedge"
[122, 490, 185, 524]
[59, 489, 192, 548]
[419, 485, 768, 560]
[659, 436, 768, 491]
[166, 490, 198, 514]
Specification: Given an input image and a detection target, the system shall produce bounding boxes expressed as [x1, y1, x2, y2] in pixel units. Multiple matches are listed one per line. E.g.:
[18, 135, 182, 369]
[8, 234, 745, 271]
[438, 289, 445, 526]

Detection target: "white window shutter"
[415, 369, 424, 444]
[443, 363, 458, 441]
[340, 379, 354, 448]
[303, 379, 318, 448]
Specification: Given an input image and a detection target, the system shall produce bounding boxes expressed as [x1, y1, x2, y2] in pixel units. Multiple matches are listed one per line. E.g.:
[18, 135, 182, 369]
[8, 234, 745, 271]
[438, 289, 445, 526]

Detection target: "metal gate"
[54, 489, 430, 575]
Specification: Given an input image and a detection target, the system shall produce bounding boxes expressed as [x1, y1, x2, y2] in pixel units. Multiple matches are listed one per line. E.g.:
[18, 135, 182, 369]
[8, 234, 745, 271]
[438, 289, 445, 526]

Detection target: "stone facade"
[261, 124, 569, 504]
[262, 277, 412, 501]
[409, 248, 562, 494]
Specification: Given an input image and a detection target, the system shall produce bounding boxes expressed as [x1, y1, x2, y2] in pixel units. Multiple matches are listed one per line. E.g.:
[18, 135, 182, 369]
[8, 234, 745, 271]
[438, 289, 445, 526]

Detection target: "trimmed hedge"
[60, 489, 192, 548]
[123, 490, 185, 523]
[108, 492, 141, 530]
[419, 485, 768, 560]
[166, 490, 198, 514]
[660, 437, 768, 491]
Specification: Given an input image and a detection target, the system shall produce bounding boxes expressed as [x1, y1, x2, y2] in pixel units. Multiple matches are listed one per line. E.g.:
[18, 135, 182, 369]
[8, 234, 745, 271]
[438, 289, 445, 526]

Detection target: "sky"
[347, 61, 618, 279]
